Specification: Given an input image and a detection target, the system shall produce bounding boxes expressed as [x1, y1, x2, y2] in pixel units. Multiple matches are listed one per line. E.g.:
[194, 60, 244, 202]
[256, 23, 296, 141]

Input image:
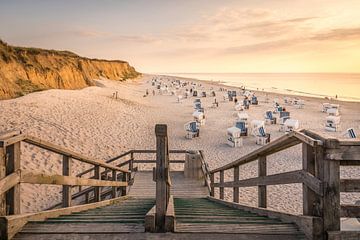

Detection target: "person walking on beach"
[152, 90, 155, 96]
[234, 97, 238, 104]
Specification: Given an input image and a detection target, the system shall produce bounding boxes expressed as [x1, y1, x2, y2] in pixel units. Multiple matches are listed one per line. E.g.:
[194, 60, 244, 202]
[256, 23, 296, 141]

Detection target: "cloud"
[311, 27, 360, 41]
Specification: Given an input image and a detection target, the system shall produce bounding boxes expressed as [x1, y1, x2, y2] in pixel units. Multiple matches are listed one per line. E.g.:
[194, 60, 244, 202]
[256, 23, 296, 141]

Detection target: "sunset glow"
[1, 0, 360, 73]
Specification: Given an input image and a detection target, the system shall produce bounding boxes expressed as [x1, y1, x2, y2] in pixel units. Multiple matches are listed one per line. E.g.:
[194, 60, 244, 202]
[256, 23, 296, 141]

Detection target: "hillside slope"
[0, 40, 140, 99]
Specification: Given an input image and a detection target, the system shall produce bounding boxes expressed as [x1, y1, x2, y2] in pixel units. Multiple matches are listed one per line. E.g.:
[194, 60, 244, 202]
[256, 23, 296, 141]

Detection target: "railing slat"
[258, 156, 267, 208]
[233, 166, 239, 203]
[62, 156, 71, 207]
[220, 170, 224, 200]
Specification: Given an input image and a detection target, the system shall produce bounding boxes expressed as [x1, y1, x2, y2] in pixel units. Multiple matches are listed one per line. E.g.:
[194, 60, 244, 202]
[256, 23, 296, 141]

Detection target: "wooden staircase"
[14, 198, 154, 239]
[174, 198, 306, 239]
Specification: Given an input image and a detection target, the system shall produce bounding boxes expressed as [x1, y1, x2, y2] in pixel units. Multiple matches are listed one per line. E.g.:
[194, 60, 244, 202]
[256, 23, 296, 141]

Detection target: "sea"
[164, 73, 360, 102]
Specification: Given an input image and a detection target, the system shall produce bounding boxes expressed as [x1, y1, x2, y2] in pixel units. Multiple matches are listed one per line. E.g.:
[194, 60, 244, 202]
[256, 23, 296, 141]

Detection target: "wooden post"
[121, 172, 127, 196]
[210, 173, 214, 197]
[62, 155, 71, 207]
[220, 170, 224, 200]
[0, 143, 5, 215]
[94, 166, 101, 202]
[302, 143, 320, 216]
[111, 170, 117, 198]
[233, 166, 239, 203]
[258, 156, 267, 208]
[5, 142, 21, 215]
[322, 139, 340, 233]
[155, 124, 170, 232]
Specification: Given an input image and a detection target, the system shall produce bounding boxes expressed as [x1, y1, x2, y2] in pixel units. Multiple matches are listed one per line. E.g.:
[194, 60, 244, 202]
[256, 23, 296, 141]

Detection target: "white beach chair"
[193, 110, 206, 126]
[265, 111, 276, 125]
[237, 112, 249, 122]
[184, 121, 200, 139]
[251, 120, 265, 136]
[326, 108, 339, 116]
[343, 128, 357, 139]
[325, 116, 341, 132]
[283, 119, 300, 132]
[177, 95, 183, 103]
[234, 103, 244, 111]
[223, 94, 229, 102]
[254, 126, 270, 145]
[227, 126, 243, 147]
[293, 99, 304, 109]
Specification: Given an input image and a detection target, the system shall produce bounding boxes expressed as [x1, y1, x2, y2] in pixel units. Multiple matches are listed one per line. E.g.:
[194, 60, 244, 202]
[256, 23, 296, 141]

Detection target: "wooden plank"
[340, 179, 360, 192]
[133, 160, 185, 164]
[339, 160, 360, 166]
[0, 130, 21, 140]
[210, 132, 300, 173]
[326, 146, 360, 161]
[302, 143, 322, 217]
[62, 156, 71, 208]
[165, 195, 175, 232]
[293, 131, 323, 147]
[145, 205, 156, 232]
[94, 166, 101, 202]
[132, 149, 189, 154]
[340, 204, 360, 217]
[155, 124, 170, 232]
[210, 174, 214, 197]
[0, 195, 129, 240]
[207, 196, 323, 240]
[328, 231, 360, 240]
[233, 166, 239, 203]
[212, 170, 323, 196]
[2, 134, 26, 147]
[219, 170, 224, 200]
[323, 139, 341, 233]
[258, 156, 267, 208]
[5, 142, 21, 215]
[24, 136, 129, 173]
[0, 171, 20, 195]
[20, 170, 127, 187]
[111, 170, 117, 198]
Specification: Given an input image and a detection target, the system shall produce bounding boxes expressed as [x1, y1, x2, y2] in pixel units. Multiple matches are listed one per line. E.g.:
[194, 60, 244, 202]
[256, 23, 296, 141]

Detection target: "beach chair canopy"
[326, 108, 339, 116]
[257, 126, 266, 137]
[193, 111, 204, 119]
[346, 128, 357, 138]
[194, 102, 202, 109]
[184, 121, 198, 132]
[265, 111, 274, 120]
[326, 116, 341, 124]
[194, 98, 201, 103]
[251, 120, 265, 129]
[284, 119, 299, 128]
[237, 112, 249, 120]
[235, 121, 246, 130]
[227, 126, 241, 136]
[279, 111, 290, 118]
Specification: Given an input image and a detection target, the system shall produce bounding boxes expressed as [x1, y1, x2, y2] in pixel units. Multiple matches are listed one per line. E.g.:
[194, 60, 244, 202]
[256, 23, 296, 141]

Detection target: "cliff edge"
[0, 39, 140, 99]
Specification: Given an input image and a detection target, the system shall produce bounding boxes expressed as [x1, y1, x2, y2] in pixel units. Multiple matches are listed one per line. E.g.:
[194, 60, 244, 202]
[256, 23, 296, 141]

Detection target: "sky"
[0, 0, 360, 73]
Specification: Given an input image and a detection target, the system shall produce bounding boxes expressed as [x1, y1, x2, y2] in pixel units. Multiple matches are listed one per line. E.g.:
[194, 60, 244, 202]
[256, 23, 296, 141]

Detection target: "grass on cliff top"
[15, 79, 47, 97]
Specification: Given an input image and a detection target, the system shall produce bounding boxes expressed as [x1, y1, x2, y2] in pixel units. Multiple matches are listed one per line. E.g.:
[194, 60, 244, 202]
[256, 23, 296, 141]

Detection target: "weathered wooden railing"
[209, 129, 360, 240]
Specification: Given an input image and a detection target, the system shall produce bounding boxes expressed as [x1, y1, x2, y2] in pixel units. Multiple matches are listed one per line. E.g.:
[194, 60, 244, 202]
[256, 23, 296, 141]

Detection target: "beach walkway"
[1, 125, 360, 240]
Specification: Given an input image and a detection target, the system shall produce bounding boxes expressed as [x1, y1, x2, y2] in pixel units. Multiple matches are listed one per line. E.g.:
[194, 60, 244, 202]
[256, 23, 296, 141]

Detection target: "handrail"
[209, 129, 360, 239]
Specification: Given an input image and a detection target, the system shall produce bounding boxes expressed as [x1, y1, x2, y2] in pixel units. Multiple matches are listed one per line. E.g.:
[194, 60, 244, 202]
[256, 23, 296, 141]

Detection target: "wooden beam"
[326, 146, 360, 161]
[0, 171, 20, 195]
[20, 171, 127, 187]
[210, 174, 214, 197]
[93, 166, 101, 202]
[258, 156, 267, 208]
[233, 166, 239, 203]
[340, 205, 360, 218]
[340, 179, 360, 192]
[0, 131, 21, 140]
[0, 195, 129, 240]
[24, 136, 129, 173]
[219, 170, 224, 200]
[62, 156, 71, 208]
[212, 170, 323, 196]
[155, 124, 170, 232]
[210, 132, 300, 173]
[111, 170, 117, 198]
[5, 142, 21, 215]
[293, 131, 323, 147]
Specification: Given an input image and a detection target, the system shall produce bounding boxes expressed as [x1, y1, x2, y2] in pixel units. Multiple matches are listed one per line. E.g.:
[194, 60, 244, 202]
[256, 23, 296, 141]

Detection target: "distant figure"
[146, 89, 149, 96]
[234, 97, 238, 104]
[152, 90, 155, 96]
[190, 88, 193, 93]
[336, 94, 338, 99]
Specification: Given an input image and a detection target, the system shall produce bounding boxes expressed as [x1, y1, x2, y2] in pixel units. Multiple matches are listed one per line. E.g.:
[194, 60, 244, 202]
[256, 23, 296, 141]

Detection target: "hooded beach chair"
[243, 98, 250, 109]
[325, 115, 341, 132]
[326, 108, 339, 116]
[193, 90, 198, 97]
[279, 111, 290, 125]
[251, 96, 258, 105]
[254, 126, 270, 145]
[265, 111, 276, 124]
[201, 91, 207, 97]
[343, 128, 357, 139]
[251, 120, 265, 136]
[283, 119, 300, 132]
[184, 121, 200, 139]
[227, 126, 243, 147]
[235, 120, 248, 136]
[193, 110, 205, 125]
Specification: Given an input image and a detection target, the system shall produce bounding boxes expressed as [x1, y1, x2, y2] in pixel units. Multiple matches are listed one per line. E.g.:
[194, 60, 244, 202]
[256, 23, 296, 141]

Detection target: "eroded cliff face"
[0, 40, 140, 99]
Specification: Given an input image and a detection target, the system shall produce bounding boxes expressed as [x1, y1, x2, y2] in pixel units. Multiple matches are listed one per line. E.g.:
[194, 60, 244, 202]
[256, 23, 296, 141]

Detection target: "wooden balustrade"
[209, 129, 360, 240]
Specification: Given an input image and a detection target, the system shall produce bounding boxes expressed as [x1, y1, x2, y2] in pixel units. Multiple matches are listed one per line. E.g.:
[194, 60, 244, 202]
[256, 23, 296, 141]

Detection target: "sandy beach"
[1, 74, 359, 215]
